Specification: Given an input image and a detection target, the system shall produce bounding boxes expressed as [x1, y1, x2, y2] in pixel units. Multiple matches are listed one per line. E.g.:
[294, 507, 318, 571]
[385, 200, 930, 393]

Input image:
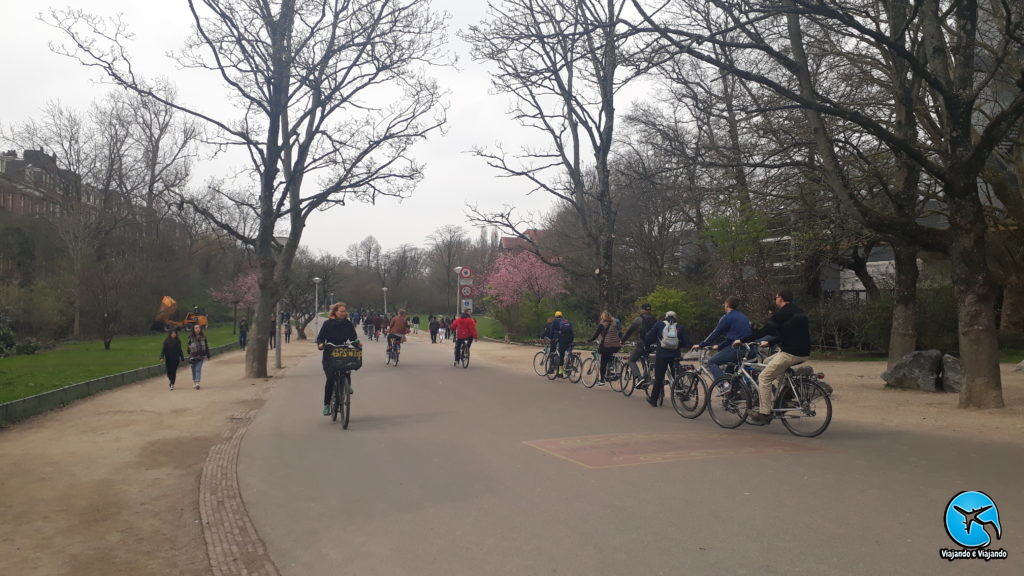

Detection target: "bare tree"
[464, 0, 647, 311]
[47, 0, 449, 376]
[632, 0, 1024, 408]
[427, 225, 469, 316]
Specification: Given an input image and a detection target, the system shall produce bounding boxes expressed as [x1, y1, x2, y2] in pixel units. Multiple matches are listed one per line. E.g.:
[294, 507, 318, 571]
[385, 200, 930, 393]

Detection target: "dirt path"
[0, 344, 307, 576]
[0, 337, 1021, 576]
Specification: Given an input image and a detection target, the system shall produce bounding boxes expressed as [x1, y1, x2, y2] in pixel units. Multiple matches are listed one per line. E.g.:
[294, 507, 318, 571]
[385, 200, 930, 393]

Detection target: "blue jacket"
[551, 317, 574, 341]
[645, 320, 689, 359]
[699, 310, 752, 348]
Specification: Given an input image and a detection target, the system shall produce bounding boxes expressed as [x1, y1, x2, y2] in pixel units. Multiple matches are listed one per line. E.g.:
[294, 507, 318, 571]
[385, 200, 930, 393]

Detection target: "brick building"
[0, 150, 69, 217]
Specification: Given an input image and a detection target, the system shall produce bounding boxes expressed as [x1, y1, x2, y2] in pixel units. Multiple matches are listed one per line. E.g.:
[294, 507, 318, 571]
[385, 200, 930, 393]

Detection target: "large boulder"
[941, 355, 963, 394]
[881, 350, 942, 391]
[1015, 360, 1024, 373]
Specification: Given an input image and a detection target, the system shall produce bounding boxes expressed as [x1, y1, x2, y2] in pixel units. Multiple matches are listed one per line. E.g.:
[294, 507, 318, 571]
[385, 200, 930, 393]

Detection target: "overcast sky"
[0, 0, 561, 255]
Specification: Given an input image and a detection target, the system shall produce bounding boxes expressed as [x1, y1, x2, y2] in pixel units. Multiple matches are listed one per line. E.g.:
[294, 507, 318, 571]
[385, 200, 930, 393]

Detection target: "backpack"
[602, 320, 621, 348]
[660, 322, 680, 350]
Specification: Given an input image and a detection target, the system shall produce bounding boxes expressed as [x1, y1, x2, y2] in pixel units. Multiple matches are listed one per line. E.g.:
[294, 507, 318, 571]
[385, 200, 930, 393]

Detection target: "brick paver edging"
[200, 409, 281, 576]
[0, 342, 239, 425]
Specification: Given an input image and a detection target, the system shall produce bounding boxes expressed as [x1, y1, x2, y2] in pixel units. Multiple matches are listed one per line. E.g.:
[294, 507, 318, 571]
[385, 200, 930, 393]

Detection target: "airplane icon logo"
[945, 492, 1002, 549]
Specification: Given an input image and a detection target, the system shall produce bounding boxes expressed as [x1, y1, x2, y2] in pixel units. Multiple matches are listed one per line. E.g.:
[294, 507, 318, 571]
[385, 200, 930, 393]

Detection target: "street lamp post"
[382, 287, 388, 315]
[313, 277, 322, 336]
[453, 267, 463, 319]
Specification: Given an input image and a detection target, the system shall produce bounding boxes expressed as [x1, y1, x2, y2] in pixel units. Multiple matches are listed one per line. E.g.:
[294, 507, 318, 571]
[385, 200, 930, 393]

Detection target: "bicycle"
[532, 342, 554, 376]
[669, 348, 714, 419]
[386, 335, 402, 366]
[706, 344, 832, 437]
[581, 351, 626, 390]
[456, 339, 472, 369]
[621, 348, 679, 404]
[324, 342, 361, 430]
[546, 343, 577, 381]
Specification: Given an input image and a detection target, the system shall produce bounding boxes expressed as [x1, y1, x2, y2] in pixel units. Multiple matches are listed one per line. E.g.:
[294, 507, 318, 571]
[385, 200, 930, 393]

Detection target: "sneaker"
[646, 398, 659, 407]
[169, 384, 175, 391]
[323, 405, 330, 416]
[194, 383, 200, 390]
[597, 380, 606, 386]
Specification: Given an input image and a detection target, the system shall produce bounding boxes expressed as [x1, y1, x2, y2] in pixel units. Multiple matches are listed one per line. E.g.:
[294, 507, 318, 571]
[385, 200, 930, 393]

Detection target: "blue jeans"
[706, 347, 753, 382]
[190, 359, 205, 382]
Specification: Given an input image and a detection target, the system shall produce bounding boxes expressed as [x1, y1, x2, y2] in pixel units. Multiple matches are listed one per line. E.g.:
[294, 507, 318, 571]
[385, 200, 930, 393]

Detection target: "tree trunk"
[948, 190, 1004, 408]
[246, 295, 273, 378]
[887, 244, 918, 368]
[1000, 275, 1024, 334]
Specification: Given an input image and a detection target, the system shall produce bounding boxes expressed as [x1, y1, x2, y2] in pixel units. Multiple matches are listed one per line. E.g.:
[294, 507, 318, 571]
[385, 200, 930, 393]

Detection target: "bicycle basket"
[328, 346, 363, 372]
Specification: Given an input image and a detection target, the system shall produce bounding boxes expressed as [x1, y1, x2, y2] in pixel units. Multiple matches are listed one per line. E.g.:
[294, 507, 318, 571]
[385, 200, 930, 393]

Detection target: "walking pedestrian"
[284, 320, 292, 343]
[269, 318, 277, 349]
[238, 318, 248, 350]
[187, 324, 212, 390]
[412, 315, 421, 335]
[429, 315, 440, 343]
[159, 330, 185, 391]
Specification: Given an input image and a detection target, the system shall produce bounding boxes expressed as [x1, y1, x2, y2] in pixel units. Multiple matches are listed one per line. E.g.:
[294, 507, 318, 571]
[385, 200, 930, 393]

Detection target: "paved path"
[239, 337, 1021, 575]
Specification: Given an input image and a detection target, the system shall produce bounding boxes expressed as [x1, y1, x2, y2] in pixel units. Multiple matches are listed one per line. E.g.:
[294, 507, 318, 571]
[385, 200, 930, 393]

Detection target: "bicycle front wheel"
[671, 371, 707, 419]
[581, 357, 598, 388]
[341, 374, 351, 429]
[707, 378, 749, 429]
[778, 380, 832, 437]
[330, 376, 340, 422]
[533, 351, 548, 376]
[461, 350, 470, 369]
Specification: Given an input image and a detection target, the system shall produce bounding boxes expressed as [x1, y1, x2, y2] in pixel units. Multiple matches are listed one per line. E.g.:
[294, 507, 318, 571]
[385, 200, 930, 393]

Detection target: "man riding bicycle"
[450, 310, 478, 365]
[386, 309, 411, 354]
[691, 296, 753, 383]
[316, 302, 361, 416]
[549, 311, 574, 377]
[621, 303, 657, 386]
[734, 289, 811, 425]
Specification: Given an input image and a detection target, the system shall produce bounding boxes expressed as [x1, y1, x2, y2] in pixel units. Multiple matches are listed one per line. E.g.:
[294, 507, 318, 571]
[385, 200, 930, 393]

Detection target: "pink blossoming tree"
[210, 270, 259, 333]
[483, 252, 566, 338]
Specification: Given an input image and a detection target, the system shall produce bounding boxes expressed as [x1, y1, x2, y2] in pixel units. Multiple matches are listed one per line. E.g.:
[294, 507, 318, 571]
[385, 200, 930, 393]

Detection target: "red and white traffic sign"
[458, 266, 473, 279]
[459, 285, 475, 298]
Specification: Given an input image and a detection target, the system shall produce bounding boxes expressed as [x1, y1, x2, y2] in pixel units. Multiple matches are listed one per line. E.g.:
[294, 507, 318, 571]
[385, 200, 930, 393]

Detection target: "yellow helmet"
[554, 311, 563, 317]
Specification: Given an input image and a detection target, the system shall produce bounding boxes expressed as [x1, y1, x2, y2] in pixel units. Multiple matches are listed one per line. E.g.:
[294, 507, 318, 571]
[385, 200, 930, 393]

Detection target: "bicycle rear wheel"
[461, 349, 470, 369]
[707, 377, 749, 429]
[608, 359, 625, 392]
[671, 371, 707, 419]
[341, 374, 351, 429]
[546, 354, 560, 381]
[778, 380, 832, 437]
[533, 351, 548, 376]
[567, 354, 583, 383]
[581, 357, 598, 388]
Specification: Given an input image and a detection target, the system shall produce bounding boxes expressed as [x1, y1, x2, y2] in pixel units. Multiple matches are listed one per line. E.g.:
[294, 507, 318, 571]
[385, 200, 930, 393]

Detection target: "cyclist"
[451, 309, 478, 365]
[644, 311, 689, 407]
[550, 311, 574, 378]
[316, 302, 361, 416]
[734, 289, 811, 425]
[386, 309, 411, 356]
[588, 311, 622, 385]
[621, 303, 657, 385]
[691, 296, 753, 383]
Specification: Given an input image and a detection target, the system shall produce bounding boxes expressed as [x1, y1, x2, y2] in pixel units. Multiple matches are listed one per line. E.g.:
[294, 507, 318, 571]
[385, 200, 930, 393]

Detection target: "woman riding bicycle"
[316, 302, 361, 416]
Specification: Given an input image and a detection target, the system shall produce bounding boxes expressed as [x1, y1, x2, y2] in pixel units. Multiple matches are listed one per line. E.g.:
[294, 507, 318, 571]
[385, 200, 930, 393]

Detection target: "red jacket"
[450, 316, 478, 340]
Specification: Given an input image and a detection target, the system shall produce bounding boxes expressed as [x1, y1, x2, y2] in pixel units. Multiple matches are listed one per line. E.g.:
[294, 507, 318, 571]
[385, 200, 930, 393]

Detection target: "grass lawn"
[0, 325, 238, 404]
[475, 316, 506, 340]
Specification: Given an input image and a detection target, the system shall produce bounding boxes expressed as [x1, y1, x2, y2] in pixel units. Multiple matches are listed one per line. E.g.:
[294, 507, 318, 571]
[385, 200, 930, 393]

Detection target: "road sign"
[458, 277, 474, 286]
[459, 285, 475, 298]
[458, 267, 473, 279]
[461, 299, 473, 313]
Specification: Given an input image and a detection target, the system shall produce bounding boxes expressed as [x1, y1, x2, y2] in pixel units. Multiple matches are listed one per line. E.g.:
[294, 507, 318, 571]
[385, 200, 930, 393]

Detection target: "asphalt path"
[239, 336, 1021, 575]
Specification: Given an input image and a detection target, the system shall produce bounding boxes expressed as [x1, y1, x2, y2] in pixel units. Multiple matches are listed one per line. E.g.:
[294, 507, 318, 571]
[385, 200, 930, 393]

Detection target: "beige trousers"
[756, 351, 809, 415]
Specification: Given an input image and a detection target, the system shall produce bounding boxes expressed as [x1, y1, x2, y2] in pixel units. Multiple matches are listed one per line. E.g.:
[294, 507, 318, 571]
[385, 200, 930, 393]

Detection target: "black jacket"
[743, 303, 811, 357]
[161, 338, 185, 365]
[622, 312, 656, 343]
